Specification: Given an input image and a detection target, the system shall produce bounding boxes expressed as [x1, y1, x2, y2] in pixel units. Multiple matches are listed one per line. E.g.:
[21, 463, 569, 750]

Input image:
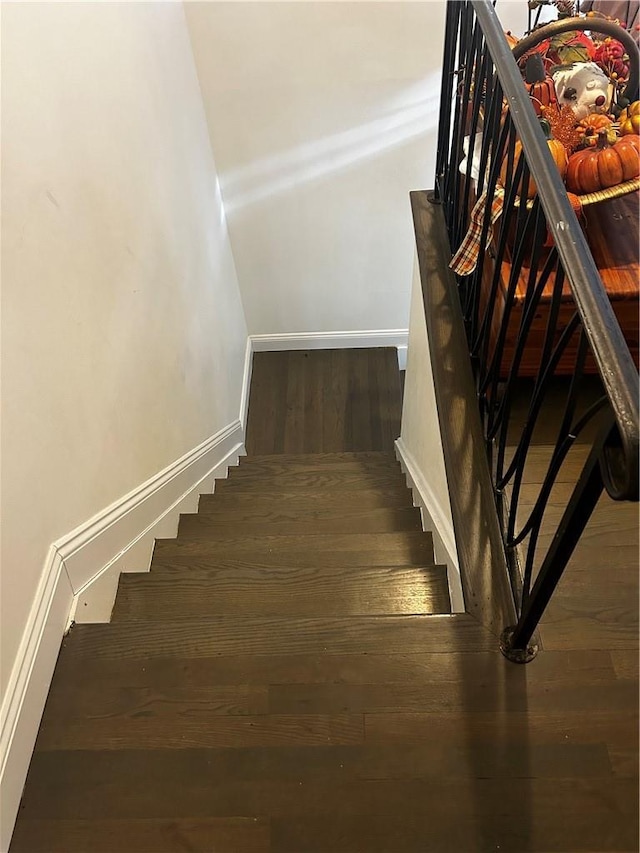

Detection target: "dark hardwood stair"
[112, 564, 451, 619]
[211, 452, 409, 493]
[176, 507, 424, 535]
[115, 450, 450, 620]
[11, 447, 473, 851]
[223, 451, 406, 473]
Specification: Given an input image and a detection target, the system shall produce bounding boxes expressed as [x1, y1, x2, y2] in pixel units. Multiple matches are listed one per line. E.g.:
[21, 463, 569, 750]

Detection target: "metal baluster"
[505, 308, 580, 547]
[450, 4, 478, 249]
[435, 0, 462, 202]
[501, 414, 613, 661]
[444, 2, 473, 225]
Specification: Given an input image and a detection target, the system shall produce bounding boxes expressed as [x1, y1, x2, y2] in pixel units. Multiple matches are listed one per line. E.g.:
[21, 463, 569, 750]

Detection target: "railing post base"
[499, 626, 538, 663]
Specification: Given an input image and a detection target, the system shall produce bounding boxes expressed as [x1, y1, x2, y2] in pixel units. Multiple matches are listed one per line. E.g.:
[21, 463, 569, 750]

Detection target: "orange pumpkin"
[500, 120, 567, 199]
[619, 101, 640, 136]
[566, 132, 640, 193]
[578, 113, 615, 145]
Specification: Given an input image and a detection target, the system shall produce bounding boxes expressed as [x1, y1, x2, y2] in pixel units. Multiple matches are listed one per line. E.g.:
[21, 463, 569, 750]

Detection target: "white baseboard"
[395, 438, 465, 613]
[0, 549, 73, 853]
[239, 336, 253, 429]
[65, 420, 244, 619]
[59, 421, 243, 594]
[0, 419, 245, 853]
[250, 329, 409, 353]
[70, 481, 212, 624]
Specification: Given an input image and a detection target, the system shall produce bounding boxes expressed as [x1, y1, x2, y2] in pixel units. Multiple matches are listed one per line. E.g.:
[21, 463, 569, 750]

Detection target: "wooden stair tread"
[193, 504, 417, 523]
[46, 646, 625, 696]
[149, 550, 435, 572]
[177, 506, 422, 536]
[163, 531, 432, 547]
[215, 469, 410, 492]
[236, 450, 400, 466]
[231, 455, 402, 479]
[152, 531, 435, 564]
[61, 615, 490, 660]
[140, 561, 440, 583]
[112, 564, 451, 620]
[240, 450, 399, 460]
[200, 488, 414, 511]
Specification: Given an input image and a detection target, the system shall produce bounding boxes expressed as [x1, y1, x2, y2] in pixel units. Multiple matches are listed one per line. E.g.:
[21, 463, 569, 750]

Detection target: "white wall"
[495, 0, 556, 35]
[185, 1, 444, 336]
[1, 1, 248, 703]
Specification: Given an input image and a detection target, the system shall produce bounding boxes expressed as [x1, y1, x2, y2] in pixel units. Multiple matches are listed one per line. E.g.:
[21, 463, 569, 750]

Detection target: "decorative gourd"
[525, 54, 557, 116]
[566, 131, 640, 193]
[499, 119, 568, 199]
[578, 113, 613, 134]
[618, 101, 640, 135]
[529, 77, 558, 115]
[577, 113, 616, 146]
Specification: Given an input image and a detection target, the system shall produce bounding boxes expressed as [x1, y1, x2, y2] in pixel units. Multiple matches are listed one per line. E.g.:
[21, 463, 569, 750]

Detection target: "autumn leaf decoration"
[546, 30, 596, 66]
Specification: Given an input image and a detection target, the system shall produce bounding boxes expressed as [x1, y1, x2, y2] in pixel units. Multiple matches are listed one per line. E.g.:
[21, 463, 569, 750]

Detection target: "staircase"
[113, 452, 452, 622]
[11, 445, 471, 853]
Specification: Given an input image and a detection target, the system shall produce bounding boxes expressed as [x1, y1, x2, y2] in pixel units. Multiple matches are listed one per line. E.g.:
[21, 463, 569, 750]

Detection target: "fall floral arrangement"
[504, 0, 640, 200]
[450, 2, 640, 276]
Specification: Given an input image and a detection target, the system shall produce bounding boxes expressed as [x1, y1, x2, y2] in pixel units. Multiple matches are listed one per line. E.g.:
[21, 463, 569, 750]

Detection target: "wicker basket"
[515, 177, 640, 210]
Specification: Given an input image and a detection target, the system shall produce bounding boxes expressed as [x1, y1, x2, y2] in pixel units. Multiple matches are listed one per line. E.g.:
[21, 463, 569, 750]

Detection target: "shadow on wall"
[222, 79, 442, 213]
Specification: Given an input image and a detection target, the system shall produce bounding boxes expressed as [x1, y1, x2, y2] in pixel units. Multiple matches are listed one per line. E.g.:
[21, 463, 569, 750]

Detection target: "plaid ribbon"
[450, 189, 585, 272]
[450, 188, 505, 277]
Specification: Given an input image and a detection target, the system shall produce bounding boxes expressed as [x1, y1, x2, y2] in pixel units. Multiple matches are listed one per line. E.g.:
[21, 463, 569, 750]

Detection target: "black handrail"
[434, 0, 639, 661]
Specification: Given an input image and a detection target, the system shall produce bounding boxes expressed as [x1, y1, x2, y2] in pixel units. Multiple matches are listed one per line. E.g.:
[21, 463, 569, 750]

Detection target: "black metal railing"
[435, 0, 639, 661]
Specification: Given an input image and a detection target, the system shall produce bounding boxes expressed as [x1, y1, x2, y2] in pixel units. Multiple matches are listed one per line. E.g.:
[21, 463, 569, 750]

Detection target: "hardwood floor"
[10, 349, 638, 853]
[246, 349, 402, 454]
